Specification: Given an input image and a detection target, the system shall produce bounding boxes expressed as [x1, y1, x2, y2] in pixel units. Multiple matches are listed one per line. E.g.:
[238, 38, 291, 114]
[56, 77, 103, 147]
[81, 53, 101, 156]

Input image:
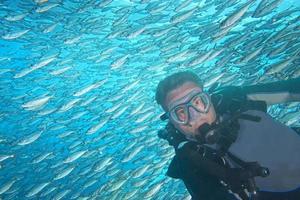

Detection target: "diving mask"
[167, 89, 211, 125]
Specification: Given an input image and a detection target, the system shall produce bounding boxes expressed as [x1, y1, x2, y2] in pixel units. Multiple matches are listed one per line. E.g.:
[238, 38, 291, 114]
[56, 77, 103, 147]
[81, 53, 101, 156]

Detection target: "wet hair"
[155, 71, 203, 111]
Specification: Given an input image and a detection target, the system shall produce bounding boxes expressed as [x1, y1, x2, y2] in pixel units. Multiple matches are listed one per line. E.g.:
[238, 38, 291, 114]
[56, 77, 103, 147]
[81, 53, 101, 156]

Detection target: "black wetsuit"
[166, 77, 300, 200]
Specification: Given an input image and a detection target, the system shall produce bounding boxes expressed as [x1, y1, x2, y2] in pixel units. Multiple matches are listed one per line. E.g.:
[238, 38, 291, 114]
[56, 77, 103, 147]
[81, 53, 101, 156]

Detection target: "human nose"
[188, 106, 204, 123]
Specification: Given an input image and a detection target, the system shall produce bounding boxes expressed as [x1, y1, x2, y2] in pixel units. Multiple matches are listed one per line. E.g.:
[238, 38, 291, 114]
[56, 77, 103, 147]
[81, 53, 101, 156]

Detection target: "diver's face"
[165, 82, 217, 140]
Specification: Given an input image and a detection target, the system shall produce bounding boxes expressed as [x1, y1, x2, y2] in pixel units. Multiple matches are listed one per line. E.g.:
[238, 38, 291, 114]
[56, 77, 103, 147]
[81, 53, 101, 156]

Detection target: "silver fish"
[0, 155, 14, 162]
[86, 117, 110, 135]
[2, 29, 29, 40]
[170, 6, 198, 24]
[17, 131, 42, 146]
[52, 189, 71, 200]
[63, 150, 87, 163]
[144, 182, 163, 198]
[111, 54, 129, 69]
[108, 179, 127, 192]
[32, 152, 53, 164]
[93, 157, 113, 172]
[50, 66, 72, 75]
[53, 165, 75, 180]
[111, 105, 129, 119]
[129, 125, 148, 134]
[0, 179, 17, 195]
[22, 96, 52, 110]
[58, 98, 81, 113]
[73, 80, 106, 97]
[14, 56, 57, 78]
[25, 182, 50, 197]
[5, 13, 28, 21]
[122, 145, 143, 162]
[36, 3, 59, 13]
[220, 0, 254, 29]
[175, 0, 193, 12]
[266, 51, 299, 75]
[253, 0, 283, 18]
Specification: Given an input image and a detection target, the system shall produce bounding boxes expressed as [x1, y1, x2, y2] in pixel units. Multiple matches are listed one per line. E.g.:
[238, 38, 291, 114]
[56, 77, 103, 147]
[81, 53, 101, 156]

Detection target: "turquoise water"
[0, 0, 299, 199]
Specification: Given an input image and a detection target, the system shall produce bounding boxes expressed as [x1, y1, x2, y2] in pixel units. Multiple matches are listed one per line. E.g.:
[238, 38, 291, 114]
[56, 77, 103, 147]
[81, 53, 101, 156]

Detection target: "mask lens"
[172, 106, 188, 124]
[191, 94, 205, 111]
[169, 92, 210, 124]
[191, 93, 210, 112]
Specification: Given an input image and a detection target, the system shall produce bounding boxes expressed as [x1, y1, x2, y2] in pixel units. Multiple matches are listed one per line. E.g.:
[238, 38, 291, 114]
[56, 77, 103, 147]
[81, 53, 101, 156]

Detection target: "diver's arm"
[241, 77, 300, 105]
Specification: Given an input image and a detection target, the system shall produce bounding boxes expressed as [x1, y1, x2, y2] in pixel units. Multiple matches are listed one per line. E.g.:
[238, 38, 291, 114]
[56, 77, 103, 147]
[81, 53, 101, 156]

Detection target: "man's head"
[155, 71, 217, 140]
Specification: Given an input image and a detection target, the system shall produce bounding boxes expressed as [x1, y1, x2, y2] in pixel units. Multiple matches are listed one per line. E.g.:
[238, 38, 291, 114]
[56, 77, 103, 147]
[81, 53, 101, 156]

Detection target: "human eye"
[175, 106, 187, 121]
[192, 95, 205, 109]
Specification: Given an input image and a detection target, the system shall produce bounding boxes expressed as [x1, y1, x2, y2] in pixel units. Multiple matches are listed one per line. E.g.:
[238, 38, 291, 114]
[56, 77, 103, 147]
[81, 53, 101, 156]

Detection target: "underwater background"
[0, 0, 299, 199]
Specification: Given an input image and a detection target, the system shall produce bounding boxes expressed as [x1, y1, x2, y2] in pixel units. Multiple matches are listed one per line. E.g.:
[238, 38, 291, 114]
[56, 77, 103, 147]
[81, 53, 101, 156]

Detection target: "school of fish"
[0, 0, 299, 199]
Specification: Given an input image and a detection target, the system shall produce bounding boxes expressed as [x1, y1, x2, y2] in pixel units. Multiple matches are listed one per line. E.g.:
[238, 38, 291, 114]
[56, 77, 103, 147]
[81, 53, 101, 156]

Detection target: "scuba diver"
[155, 71, 300, 200]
